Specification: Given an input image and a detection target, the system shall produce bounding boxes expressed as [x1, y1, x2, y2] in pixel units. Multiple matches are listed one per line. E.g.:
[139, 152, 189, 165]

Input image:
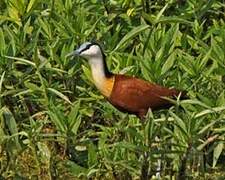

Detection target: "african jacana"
[68, 42, 186, 119]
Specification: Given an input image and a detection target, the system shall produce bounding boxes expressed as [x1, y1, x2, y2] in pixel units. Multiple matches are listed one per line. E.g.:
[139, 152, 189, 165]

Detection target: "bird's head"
[67, 42, 105, 61]
[67, 41, 112, 78]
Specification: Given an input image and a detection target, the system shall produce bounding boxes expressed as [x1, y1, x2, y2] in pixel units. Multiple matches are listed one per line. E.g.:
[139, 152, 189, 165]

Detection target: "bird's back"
[108, 75, 184, 118]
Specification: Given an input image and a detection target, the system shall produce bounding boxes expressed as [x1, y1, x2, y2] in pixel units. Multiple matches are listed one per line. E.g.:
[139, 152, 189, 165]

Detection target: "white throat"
[88, 56, 107, 92]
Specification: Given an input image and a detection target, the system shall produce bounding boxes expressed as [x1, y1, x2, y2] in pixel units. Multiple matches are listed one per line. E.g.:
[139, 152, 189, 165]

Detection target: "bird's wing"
[109, 75, 181, 113]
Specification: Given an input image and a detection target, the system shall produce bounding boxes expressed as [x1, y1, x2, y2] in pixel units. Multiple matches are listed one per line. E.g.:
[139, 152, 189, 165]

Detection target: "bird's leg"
[137, 109, 148, 121]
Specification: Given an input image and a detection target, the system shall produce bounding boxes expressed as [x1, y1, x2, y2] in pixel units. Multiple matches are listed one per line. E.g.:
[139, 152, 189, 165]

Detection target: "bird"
[67, 42, 186, 119]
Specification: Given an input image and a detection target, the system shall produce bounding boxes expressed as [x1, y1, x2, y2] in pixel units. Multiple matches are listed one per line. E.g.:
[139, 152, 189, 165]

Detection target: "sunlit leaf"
[114, 24, 150, 51]
[48, 88, 72, 104]
[213, 141, 224, 168]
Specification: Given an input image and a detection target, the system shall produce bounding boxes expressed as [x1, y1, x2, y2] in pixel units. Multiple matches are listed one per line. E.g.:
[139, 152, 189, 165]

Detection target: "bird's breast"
[101, 76, 115, 97]
[93, 75, 115, 98]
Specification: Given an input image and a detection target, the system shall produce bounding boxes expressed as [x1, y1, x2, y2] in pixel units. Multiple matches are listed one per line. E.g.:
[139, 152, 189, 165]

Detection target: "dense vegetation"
[0, 0, 225, 179]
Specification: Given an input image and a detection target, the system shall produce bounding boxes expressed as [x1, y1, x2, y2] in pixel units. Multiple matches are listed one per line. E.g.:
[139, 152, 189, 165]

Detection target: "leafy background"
[0, 0, 225, 179]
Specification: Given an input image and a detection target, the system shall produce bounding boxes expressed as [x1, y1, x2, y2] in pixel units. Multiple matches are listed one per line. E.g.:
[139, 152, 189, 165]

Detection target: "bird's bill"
[66, 49, 80, 58]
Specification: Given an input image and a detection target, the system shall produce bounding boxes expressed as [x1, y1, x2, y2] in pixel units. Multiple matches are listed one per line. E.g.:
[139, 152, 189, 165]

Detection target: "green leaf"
[38, 18, 51, 39]
[198, 119, 218, 135]
[155, 1, 170, 23]
[199, 47, 211, 70]
[26, 0, 37, 13]
[181, 99, 211, 109]
[25, 82, 42, 92]
[0, 71, 5, 94]
[0, 28, 5, 54]
[48, 104, 67, 133]
[47, 88, 72, 104]
[68, 101, 81, 135]
[161, 51, 176, 74]
[114, 24, 150, 51]
[88, 142, 97, 167]
[4, 55, 36, 67]
[82, 64, 92, 82]
[169, 111, 188, 139]
[2, 107, 22, 151]
[213, 141, 224, 168]
[65, 160, 88, 176]
[195, 106, 225, 118]
[156, 16, 193, 25]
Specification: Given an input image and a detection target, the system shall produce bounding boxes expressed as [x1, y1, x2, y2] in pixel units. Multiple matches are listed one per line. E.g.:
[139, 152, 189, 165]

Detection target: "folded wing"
[109, 75, 183, 118]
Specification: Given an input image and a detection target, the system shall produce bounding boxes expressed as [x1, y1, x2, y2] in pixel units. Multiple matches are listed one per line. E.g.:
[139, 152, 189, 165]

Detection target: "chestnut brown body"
[108, 75, 184, 118]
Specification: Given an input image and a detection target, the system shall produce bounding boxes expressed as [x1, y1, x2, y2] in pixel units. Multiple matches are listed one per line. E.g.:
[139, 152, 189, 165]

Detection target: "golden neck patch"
[98, 76, 115, 97]
[92, 73, 115, 98]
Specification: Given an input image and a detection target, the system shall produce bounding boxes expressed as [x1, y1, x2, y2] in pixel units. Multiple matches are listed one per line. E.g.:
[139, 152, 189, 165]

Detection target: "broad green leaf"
[68, 101, 81, 135]
[7, 5, 21, 26]
[169, 111, 188, 139]
[197, 119, 218, 135]
[25, 82, 42, 92]
[38, 18, 51, 39]
[65, 160, 88, 176]
[199, 48, 211, 70]
[48, 106, 67, 133]
[156, 16, 193, 25]
[88, 142, 97, 167]
[0, 15, 20, 23]
[26, 0, 37, 13]
[82, 64, 92, 82]
[4, 55, 36, 67]
[181, 99, 211, 109]
[48, 88, 72, 104]
[2, 107, 22, 151]
[114, 24, 150, 51]
[161, 52, 176, 74]
[195, 106, 225, 118]
[155, 1, 170, 23]
[213, 141, 224, 168]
